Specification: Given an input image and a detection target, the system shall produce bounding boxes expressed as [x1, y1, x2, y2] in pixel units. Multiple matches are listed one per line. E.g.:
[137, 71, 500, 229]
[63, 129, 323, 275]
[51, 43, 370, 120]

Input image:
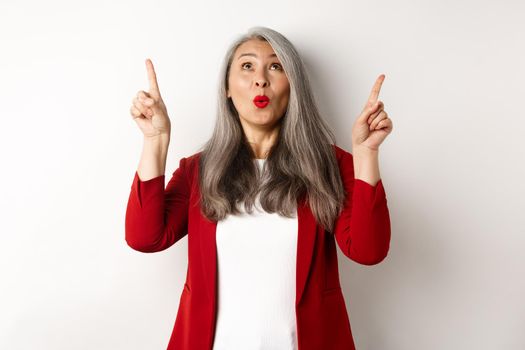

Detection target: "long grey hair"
[196, 26, 346, 233]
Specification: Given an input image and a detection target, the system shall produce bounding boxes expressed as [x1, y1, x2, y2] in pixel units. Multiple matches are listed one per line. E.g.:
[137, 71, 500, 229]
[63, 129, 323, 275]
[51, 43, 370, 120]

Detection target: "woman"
[126, 26, 393, 350]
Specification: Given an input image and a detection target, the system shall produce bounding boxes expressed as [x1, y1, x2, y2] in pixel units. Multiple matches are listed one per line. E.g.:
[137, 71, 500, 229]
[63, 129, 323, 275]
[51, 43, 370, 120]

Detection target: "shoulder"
[184, 151, 202, 168]
[331, 144, 353, 163]
[177, 151, 203, 186]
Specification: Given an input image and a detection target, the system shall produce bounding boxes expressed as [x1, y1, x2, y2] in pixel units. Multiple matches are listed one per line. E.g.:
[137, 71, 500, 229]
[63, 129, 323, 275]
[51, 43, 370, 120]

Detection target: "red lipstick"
[253, 95, 270, 108]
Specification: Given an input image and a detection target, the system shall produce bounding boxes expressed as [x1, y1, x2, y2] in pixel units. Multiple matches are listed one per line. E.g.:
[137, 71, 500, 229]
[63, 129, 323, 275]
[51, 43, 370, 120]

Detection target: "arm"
[137, 134, 170, 181]
[352, 145, 380, 187]
[333, 150, 391, 265]
[125, 150, 191, 253]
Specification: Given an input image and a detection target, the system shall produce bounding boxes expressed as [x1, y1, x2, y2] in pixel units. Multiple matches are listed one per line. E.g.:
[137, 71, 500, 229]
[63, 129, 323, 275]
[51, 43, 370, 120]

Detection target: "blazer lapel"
[198, 215, 218, 304]
[295, 194, 318, 305]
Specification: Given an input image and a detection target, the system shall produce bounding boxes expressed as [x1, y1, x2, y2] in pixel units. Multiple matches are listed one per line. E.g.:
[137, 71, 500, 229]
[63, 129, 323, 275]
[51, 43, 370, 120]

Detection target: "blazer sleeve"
[333, 150, 391, 265]
[125, 156, 191, 253]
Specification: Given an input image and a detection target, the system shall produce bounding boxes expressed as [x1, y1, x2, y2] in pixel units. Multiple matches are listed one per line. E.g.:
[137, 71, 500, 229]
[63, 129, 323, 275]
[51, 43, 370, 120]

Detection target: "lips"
[253, 95, 270, 108]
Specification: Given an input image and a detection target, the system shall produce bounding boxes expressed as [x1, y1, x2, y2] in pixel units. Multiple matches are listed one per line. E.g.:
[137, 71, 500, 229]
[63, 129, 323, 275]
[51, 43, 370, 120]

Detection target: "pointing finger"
[365, 74, 385, 109]
[145, 58, 161, 98]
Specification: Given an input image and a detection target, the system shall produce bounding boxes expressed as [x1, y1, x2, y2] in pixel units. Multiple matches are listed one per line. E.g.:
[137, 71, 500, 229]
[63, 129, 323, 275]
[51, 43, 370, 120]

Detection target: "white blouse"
[212, 158, 299, 350]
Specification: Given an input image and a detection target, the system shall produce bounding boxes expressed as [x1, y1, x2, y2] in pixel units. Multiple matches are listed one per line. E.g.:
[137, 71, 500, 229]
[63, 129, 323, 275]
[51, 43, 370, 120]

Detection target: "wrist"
[352, 145, 380, 184]
[145, 132, 170, 144]
[352, 144, 378, 157]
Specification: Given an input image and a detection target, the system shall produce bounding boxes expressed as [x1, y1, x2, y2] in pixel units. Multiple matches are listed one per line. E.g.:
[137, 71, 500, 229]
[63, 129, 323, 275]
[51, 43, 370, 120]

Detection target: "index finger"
[366, 74, 385, 107]
[145, 58, 160, 96]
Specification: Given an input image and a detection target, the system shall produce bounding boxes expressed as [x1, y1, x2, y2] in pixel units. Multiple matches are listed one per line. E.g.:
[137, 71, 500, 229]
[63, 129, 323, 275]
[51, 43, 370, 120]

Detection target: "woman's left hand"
[351, 74, 393, 151]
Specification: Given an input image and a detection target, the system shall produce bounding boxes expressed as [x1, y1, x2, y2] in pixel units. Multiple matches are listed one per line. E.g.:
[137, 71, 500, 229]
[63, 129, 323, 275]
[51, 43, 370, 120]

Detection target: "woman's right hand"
[130, 58, 171, 138]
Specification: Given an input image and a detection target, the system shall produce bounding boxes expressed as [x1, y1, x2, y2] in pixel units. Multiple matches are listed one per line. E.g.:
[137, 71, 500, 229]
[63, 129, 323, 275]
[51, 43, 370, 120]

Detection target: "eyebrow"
[237, 53, 278, 60]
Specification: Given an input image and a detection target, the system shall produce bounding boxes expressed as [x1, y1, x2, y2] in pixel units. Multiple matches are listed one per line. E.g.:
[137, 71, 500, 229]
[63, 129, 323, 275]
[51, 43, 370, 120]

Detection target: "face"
[227, 39, 290, 130]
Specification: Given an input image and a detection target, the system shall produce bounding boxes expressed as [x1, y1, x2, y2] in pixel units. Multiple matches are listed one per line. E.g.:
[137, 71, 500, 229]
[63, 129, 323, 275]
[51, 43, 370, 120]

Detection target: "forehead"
[234, 39, 277, 59]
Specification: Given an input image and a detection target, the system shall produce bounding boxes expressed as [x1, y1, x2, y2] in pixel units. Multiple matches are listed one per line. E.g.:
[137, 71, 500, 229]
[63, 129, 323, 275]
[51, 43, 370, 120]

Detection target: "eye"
[241, 62, 283, 71]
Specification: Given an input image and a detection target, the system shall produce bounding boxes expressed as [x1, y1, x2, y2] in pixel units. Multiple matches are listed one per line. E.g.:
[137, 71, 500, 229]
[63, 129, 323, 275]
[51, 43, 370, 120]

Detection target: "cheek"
[230, 73, 250, 89]
[279, 80, 290, 98]
[279, 86, 290, 108]
[281, 97, 289, 112]
[228, 80, 249, 103]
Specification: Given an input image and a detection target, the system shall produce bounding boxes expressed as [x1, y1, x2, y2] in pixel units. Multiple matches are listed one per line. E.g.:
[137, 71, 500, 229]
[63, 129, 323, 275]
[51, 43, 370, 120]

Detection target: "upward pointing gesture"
[365, 74, 384, 110]
[352, 74, 393, 151]
[146, 58, 162, 100]
[129, 58, 171, 138]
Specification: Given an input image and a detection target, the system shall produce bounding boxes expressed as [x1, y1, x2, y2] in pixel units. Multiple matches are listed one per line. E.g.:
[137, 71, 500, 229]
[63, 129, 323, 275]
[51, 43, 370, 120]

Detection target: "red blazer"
[125, 144, 391, 350]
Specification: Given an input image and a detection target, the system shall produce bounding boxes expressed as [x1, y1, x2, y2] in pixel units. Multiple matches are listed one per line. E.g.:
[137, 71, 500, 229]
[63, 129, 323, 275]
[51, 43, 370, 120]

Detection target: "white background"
[1, 0, 524, 349]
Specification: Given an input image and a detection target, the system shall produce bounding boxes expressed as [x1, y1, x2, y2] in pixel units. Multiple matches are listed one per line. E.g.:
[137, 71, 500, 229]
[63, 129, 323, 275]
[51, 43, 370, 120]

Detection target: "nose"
[254, 69, 269, 88]
[255, 78, 268, 88]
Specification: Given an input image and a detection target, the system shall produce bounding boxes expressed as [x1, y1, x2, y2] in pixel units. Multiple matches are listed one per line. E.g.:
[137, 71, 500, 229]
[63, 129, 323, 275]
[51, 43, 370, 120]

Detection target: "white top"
[212, 158, 299, 350]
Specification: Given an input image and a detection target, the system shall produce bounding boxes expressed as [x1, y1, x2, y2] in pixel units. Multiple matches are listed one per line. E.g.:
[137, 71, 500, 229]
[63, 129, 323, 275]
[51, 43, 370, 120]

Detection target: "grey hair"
[196, 26, 346, 233]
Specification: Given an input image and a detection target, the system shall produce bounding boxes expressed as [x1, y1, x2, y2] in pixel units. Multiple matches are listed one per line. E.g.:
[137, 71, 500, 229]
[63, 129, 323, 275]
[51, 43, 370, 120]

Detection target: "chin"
[245, 116, 278, 128]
